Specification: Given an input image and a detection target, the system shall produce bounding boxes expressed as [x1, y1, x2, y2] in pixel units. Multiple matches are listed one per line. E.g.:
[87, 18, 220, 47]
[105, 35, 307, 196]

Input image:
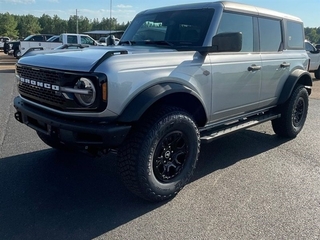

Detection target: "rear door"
[260, 19, 306, 106]
[259, 17, 288, 107]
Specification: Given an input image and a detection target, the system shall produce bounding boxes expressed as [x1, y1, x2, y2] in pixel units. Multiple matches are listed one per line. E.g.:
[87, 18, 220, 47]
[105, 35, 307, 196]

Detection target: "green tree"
[0, 13, 19, 38]
[99, 17, 111, 30]
[67, 15, 78, 33]
[17, 14, 42, 38]
[78, 16, 92, 33]
[39, 14, 53, 34]
[91, 18, 100, 31]
[305, 27, 320, 43]
[51, 15, 67, 34]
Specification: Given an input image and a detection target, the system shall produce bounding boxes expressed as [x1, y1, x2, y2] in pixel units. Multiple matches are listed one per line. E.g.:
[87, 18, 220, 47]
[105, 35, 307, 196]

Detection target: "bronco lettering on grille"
[20, 77, 60, 91]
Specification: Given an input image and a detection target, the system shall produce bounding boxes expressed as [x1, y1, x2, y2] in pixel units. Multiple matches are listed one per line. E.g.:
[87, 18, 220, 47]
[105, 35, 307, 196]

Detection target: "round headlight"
[74, 78, 96, 106]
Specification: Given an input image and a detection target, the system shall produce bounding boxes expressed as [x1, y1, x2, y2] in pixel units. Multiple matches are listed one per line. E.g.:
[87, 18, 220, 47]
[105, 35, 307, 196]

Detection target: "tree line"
[305, 27, 320, 44]
[1, 12, 320, 43]
[0, 12, 130, 40]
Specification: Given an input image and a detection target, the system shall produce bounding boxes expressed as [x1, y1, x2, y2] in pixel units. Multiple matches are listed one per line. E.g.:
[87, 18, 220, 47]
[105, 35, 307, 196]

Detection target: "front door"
[208, 12, 261, 122]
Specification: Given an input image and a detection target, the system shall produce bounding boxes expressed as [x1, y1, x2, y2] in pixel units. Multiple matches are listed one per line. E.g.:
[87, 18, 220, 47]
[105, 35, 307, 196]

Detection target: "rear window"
[287, 21, 304, 49]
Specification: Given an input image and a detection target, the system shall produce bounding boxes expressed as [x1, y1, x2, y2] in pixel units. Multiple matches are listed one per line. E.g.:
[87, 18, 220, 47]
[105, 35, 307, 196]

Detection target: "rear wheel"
[118, 105, 200, 202]
[272, 85, 308, 138]
[14, 48, 21, 59]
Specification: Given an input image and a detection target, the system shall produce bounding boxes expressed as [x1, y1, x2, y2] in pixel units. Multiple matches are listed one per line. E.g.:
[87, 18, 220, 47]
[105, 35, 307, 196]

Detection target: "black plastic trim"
[118, 83, 202, 122]
[14, 96, 131, 148]
[278, 69, 312, 105]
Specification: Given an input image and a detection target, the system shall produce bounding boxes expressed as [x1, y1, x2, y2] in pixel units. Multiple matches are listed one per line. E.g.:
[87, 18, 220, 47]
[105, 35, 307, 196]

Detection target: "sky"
[0, 0, 319, 27]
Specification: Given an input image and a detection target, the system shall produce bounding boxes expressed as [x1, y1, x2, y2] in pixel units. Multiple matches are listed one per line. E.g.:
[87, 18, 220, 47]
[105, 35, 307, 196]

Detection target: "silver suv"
[14, 1, 312, 202]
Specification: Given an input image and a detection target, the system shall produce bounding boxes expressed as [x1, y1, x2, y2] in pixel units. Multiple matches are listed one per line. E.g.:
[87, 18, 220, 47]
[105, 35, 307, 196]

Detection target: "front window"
[120, 9, 215, 47]
[217, 12, 253, 52]
[24, 35, 44, 41]
[81, 36, 95, 45]
[65, 35, 77, 44]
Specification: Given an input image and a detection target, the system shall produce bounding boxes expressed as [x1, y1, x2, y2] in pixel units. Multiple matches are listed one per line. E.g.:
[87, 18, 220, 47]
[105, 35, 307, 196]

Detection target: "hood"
[17, 45, 176, 72]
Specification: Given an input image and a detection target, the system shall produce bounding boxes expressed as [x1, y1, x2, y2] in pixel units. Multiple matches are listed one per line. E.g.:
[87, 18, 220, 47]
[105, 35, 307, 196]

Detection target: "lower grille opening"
[76, 132, 103, 144]
[27, 116, 47, 131]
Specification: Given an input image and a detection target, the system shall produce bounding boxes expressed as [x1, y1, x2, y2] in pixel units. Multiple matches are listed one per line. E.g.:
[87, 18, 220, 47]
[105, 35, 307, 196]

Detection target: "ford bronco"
[14, 1, 312, 202]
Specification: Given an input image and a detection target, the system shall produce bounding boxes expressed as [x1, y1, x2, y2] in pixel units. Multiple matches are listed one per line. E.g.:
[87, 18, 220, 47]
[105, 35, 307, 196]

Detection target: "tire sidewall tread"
[118, 105, 200, 202]
[272, 85, 308, 138]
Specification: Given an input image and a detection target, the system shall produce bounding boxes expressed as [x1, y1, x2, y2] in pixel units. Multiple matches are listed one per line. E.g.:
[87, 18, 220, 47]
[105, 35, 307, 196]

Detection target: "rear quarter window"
[286, 21, 304, 49]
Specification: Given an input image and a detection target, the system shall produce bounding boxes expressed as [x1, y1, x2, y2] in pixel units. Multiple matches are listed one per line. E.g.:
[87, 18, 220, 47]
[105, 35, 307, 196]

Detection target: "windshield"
[120, 8, 215, 47]
[23, 35, 33, 41]
[47, 36, 60, 42]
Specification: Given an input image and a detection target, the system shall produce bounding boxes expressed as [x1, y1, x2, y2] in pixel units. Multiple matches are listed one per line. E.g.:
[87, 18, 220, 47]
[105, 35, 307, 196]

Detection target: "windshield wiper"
[119, 40, 135, 45]
[144, 41, 174, 46]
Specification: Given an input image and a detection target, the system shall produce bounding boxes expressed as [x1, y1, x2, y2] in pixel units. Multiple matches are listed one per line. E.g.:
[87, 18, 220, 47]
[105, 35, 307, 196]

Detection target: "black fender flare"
[278, 69, 312, 105]
[117, 83, 204, 123]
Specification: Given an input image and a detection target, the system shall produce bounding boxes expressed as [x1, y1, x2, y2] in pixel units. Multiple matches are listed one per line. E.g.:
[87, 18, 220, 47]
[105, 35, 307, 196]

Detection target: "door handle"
[248, 64, 261, 72]
[280, 62, 290, 68]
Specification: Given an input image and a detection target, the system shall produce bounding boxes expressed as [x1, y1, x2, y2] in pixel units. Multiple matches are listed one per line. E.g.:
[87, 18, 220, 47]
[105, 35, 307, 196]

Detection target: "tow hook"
[14, 112, 22, 123]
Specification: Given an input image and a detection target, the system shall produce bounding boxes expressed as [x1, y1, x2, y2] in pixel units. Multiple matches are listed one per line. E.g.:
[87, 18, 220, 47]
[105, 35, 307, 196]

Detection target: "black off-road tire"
[118, 105, 200, 202]
[14, 48, 21, 59]
[272, 85, 309, 138]
[37, 131, 70, 151]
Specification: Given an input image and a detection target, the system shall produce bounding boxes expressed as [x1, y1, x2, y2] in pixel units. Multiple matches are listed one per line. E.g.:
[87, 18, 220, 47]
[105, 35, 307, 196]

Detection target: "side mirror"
[212, 32, 242, 52]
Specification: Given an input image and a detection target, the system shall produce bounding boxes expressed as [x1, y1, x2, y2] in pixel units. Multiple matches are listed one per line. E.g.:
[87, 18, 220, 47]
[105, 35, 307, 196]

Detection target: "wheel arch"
[117, 83, 208, 127]
[278, 69, 312, 105]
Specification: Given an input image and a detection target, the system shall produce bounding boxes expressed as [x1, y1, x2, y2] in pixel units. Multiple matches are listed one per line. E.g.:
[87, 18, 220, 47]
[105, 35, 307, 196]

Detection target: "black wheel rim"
[293, 97, 305, 127]
[153, 131, 189, 182]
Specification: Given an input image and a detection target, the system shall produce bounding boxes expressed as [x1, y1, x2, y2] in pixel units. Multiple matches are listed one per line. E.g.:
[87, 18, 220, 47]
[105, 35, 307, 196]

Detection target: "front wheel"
[118, 105, 200, 202]
[14, 49, 21, 59]
[272, 85, 309, 138]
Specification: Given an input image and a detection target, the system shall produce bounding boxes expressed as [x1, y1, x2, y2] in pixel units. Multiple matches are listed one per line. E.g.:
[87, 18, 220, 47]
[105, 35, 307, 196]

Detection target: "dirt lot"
[0, 51, 319, 99]
[0, 51, 16, 72]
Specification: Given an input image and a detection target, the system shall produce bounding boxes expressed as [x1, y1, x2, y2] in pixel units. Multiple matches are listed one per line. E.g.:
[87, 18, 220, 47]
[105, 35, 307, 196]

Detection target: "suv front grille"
[17, 65, 66, 109]
[16, 64, 107, 112]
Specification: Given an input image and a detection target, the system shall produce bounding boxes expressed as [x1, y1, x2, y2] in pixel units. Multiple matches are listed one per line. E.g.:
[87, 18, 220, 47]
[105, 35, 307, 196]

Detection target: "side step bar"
[200, 112, 280, 143]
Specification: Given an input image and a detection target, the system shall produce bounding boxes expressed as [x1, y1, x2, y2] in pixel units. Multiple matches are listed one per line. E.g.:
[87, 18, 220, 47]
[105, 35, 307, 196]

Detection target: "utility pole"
[109, 0, 112, 34]
[76, 9, 79, 34]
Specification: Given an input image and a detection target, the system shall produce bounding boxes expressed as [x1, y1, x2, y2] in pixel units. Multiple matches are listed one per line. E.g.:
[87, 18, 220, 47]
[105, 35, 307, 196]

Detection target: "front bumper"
[14, 96, 131, 150]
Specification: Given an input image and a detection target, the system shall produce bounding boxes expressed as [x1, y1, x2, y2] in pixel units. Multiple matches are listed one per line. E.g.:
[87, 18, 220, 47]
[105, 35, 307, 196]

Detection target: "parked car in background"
[305, 40, 320, 79]
[6, 34, 54, 58]
[98, 35, 120, 45]
[6, 40, 19, 56]
[20, 33, 100, 57]
[0, 37, 11, 50]
[23, 34, 54, 41]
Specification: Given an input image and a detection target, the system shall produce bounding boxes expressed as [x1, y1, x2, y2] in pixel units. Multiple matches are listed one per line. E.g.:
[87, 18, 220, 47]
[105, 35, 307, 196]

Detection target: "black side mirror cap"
[212, 32, 242, 52]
